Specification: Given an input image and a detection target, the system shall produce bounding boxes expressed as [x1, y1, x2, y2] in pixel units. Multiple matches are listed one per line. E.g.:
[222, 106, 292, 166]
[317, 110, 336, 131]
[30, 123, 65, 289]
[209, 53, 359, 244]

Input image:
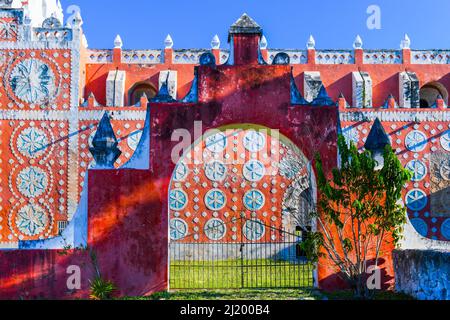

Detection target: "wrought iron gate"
[169, 217, 315, 290]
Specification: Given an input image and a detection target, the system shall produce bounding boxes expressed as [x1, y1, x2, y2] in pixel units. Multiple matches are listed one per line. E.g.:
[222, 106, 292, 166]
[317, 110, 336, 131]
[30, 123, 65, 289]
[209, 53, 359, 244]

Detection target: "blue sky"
[60, 0, 450, 50]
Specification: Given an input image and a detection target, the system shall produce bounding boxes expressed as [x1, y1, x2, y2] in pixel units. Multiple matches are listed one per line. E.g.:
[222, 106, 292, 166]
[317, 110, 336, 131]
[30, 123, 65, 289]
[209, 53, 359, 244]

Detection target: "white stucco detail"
[13, 0, 64, 27]
[159, 70, 178, 100]
[106, 70, 126, 107]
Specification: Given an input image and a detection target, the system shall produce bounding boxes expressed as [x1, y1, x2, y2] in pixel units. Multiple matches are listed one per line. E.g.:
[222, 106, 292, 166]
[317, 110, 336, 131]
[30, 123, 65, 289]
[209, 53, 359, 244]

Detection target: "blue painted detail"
[243, 219, 265, 241]
[365, 118, 391, 151]
[406, 189, 428, 211]
[170, 218, 188, 240]
[405, 160, 427, 182]
[173, 162, 189, 182]
[272, 52, 290, 65]
[243, 160, 265, 182]
[180, 68, 198, 103]
[243, 189, 265, 211]
[204, 189, 226, 211]
[405, 130, 428, 152]
[205, 161, 227, 182]
[151, 72, 177, 103]
[169, 189, 188, 211]
[19, 175, 89, 250]
[243, 130, 266, 153]
[441, 219, 450, 240]
[205, 132, 227, 153]
[89, 112, 121, 168]
[290, 73, 308, 105]
[204, 218, 226, 241]
[310, 85, 335, 106]
[122, 107, 150, 170]
[199, 52, 216, 66]
[410, 218, 428, 237]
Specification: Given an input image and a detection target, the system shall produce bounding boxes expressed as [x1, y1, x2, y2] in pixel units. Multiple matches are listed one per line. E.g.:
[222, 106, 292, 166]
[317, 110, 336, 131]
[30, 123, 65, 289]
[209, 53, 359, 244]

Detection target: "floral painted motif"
[243, 160, 265, 182]
[15, 204, 48, 237]
[243, 189, 265, 211]
[243, 219, 265, 241]
[405, 130, 427, 153]
[16, 127, 49, 158]
[204, 218, 226, 241]
[205, 160, 227, 182]
[10, 58, 55, 104]
[169, 189, 188, 211]
[243, 130, 266, 153]
[170, 218, 188, 240]
[204, 189, 227, 211]
[405, 160, 427, 182]
[17, 166, 48, 198]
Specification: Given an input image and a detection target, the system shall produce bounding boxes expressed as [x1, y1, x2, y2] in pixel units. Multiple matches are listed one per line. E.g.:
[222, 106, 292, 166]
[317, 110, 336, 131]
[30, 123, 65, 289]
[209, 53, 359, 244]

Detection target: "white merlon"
[399, 71, 420, 108]
[353, 35, 363, 49]
[352, 71, 372, 108]
[400, 34, 411, 49]
[114, 34, 123, 49]
[164, 34, 174, 49]
[306, 35, 315, 50]
[211, 34, 220, 49]
[106, 70, 126, 107]
[159, 70, 178, 100]
[260, 35, 267, 50]
[303, 71, 322, 103]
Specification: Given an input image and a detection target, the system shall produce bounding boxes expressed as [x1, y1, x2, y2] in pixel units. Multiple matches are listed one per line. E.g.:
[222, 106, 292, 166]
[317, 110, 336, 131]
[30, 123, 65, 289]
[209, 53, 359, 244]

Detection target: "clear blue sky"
[60, 0, 450, 50]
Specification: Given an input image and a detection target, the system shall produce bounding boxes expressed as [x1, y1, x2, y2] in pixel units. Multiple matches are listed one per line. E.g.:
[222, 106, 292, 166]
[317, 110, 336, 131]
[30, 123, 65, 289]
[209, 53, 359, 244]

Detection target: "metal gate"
[169, 217, 315, 290]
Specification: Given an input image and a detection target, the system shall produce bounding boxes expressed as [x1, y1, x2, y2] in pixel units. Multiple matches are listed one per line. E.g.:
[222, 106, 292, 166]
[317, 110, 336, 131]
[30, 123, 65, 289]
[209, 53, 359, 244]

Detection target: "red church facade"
[0, 2, 449, 299]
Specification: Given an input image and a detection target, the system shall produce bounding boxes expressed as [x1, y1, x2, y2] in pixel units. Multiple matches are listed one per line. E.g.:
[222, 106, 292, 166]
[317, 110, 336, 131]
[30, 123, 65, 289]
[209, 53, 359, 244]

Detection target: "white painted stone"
[159, 70, 178, 100]
[211, 34, 220, 49]
[106, 70, 126, 107]
[164, 34, 173, 49]
[353, 35, 363, 49]
[399, 71, 420, 108]
[352, 71, 372, 108]
[306, 35, 315, 49]
[400, 34, 411, 49]
[13, 0, 64, 28]
[114, 34, 123, 49]
[303, 71, 322, 102]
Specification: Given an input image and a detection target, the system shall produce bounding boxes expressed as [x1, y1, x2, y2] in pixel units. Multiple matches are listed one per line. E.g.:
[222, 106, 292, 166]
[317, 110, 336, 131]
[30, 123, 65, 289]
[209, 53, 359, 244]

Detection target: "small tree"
[302, 135, 412, 299]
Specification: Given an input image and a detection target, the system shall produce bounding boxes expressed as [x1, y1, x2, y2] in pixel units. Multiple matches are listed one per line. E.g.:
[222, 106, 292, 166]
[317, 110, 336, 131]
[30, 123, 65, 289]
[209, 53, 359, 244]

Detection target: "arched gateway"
[168, 125, 317, 289]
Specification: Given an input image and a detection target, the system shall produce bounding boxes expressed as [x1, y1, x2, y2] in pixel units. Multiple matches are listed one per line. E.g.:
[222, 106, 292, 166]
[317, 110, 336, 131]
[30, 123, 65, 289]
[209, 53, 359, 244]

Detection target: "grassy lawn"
[125, 289, 321, 300]
[170, 259, 314, 289]
[122, 289, 413, 301]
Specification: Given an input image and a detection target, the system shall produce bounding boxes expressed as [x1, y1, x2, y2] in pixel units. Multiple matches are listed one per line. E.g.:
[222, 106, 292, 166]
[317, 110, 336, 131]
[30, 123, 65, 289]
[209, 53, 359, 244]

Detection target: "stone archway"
[167, 124, 317, 289]
[168, 124, 316, 243]
[420, 81, 449, 107]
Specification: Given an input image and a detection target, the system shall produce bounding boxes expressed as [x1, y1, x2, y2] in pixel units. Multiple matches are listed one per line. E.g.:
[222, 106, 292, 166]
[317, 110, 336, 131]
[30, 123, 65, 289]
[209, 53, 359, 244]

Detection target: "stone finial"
[114, 34, 123, 49]
[211, 34, 220, 49]
[365, 118, 391, 151]
[71, 10, 83, 28]
[307, 35, 315, 50]
[260, 35, 268, 49]
[353, 35, 363, 49]
[164, 34, 173, 49]
[383, 93, 398, 109]
[400, 34, 411, 49]
[229, 13, 262, 35]
[89, 113, 121, 168]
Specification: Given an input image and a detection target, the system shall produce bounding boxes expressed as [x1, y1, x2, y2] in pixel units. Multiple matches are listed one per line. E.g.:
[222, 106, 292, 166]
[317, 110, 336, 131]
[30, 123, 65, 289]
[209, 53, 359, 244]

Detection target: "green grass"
[123, 289, 321, 300]
[170, 259, 314, 290]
